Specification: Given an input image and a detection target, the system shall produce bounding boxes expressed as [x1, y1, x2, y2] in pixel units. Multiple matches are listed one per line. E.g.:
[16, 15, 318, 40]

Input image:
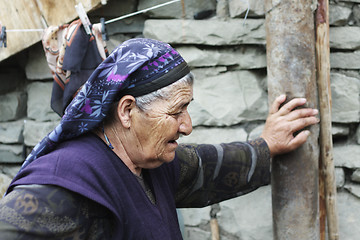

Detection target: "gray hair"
[135, 72, 194, 112]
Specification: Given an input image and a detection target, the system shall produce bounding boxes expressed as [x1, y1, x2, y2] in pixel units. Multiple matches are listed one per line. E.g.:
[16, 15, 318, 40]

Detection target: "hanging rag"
[42, 19, 108, 116]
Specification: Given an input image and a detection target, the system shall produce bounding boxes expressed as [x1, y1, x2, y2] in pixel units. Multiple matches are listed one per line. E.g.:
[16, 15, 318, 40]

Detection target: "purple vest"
[9, 133, 182, 239]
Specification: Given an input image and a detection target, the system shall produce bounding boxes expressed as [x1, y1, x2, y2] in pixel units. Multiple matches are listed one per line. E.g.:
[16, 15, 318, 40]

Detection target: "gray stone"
[219, 186, 272, 240]
[331, 73, 360, 123]
[0, 144, 22, 156]
[356, 125, 360, 144]
[333, 69, 360, 79]
[334, 144, 360, 168]
[0, 68, 26, 95]
[338, 0, 360, 3]
[330, 27, 360, 49]
[144, 19, 266, 45]
[0, 165, 21, 179]
[0, 173, 12, 197]
[330, 51, 360, 69]
[183, 227, 211, 240]
[344, 183, 360, 198]
[106, 16, 145, 35]
[107, 34, 133, 53]
[180, 207, 211, 240]
[178, 126, 247, 145]
[0, 120, 24, 144]
[337, 191, 360, 240]
[0, 146, 23, 164]
[0, 144, 23, 164]
[352, 4, 360, 25]
[329, 4, 352, 26]
[248, 124, 265, 140]
[332, 124, 349, 137]
[188, 70, 268, 127]
[180, 206, 211, 227]
[23, 120, 60, 147]
[27, 82, 60, 121]
[191, 67, 227, 79]
[0, 92, 27, 122]
[90, 0, 137, 17]
[336, 167, 345, 188]
[216, 0, 229, 19]
[351, 169, 360, 183]
[25, 43, 53, 80]
[138, 0, 216, 19]
[229, 0, 265, 18]
[177, 46, 266, 69]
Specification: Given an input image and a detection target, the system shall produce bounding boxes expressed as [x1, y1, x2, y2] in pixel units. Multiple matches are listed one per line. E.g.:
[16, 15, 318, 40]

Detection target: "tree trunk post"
[265, 1, 320, 239]
[316, 0, 340, 239]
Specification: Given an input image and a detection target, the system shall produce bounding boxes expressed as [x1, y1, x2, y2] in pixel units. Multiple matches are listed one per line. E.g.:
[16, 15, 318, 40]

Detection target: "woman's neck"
[95, 125, 142, 176]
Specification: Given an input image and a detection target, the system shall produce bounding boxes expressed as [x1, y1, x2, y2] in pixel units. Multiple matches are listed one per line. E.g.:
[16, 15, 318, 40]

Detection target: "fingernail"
[305, 130, 310, 136]
[313, 109, 319, 115]
[279, 94, 286, 100]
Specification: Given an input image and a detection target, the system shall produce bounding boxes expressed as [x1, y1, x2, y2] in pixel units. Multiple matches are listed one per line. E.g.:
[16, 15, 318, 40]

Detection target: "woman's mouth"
[168, 139, 178, 147]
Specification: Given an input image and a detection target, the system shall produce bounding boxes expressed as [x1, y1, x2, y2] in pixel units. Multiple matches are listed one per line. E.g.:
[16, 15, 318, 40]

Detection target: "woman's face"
[128, 84, 193, 169]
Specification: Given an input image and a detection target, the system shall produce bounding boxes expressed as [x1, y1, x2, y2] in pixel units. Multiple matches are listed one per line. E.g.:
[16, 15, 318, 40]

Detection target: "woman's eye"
[171, 112, 182, 116]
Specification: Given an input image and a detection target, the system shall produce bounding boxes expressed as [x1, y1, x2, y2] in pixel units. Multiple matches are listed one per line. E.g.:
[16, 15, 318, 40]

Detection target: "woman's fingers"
[286, 108, 319, 122]
[288, 130, 311, 151]
[289, 116, 320, 133]
[262, 95, 320, 157]
[277, 97, 307, 116]
[269, 94, 286, 114]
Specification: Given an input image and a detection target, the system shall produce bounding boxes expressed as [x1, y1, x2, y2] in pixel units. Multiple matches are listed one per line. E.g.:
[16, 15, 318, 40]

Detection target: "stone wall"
[0, 0, 360, 239]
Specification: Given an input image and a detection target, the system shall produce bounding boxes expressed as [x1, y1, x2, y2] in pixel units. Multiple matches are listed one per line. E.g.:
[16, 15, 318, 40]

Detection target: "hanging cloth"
[42, 19, 108, 116]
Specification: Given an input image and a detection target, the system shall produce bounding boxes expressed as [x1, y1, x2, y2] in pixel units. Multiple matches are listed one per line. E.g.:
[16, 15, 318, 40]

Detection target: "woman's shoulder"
[11, 132, 119, 189]
[56, 132, 107, 154]
[35, 132, 113, 166]
[0, 184, 113, 239]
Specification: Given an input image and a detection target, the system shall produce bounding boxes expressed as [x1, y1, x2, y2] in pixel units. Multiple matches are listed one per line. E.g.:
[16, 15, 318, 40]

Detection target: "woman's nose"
[179, 111, 192, 136]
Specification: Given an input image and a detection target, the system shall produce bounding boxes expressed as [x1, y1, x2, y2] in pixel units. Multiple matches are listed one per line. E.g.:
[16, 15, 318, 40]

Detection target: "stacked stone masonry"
[0, 0, 360, 239]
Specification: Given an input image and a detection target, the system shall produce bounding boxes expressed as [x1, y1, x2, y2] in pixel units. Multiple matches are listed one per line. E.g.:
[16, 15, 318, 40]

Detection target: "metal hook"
[0, 26, 7, 48]
[100, 18, 109, 41]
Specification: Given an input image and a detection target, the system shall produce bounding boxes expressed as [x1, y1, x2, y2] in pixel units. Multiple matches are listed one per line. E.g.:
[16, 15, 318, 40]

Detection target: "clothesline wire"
[6, 29, 44, 32]
[104, 0, 180, 25]
[3, 0, 180, 33]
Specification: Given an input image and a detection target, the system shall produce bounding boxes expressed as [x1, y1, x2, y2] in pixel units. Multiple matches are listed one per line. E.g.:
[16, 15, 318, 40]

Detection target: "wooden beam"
[265, 0, 320, 239]
[35, 0, 102, 26]
[316, 0, 340, 239]
[0, 0, 102, 62]
[0, 0, 44, 61]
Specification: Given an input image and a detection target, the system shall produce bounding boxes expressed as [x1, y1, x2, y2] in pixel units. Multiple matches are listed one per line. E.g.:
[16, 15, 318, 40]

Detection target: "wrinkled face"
[128, 84, 193, 169]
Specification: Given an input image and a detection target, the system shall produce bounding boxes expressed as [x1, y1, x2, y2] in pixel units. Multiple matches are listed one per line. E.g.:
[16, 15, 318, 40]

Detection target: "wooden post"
[265, 1, 320, 239]
[319, 164, 326, 240]
[316, 0, 340, 239]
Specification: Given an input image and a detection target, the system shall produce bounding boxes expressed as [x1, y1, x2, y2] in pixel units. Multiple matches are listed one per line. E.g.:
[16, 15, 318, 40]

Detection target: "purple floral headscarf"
[20, 38, 190, 172]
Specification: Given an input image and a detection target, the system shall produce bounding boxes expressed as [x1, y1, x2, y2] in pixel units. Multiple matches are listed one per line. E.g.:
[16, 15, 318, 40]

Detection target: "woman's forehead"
[151, 85, 193, 111]
[167, 86, 193, 108]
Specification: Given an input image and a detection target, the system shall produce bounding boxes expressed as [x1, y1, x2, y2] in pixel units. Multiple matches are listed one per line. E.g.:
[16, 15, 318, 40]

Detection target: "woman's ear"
[116, 95, 136, 129]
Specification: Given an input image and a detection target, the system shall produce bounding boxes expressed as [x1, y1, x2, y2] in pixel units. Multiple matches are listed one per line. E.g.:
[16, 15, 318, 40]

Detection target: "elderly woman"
[0, 38, 318, 239]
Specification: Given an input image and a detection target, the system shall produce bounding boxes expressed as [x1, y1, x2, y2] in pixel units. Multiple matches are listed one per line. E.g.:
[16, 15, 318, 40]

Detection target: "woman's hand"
[260, 95, 319, 157]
